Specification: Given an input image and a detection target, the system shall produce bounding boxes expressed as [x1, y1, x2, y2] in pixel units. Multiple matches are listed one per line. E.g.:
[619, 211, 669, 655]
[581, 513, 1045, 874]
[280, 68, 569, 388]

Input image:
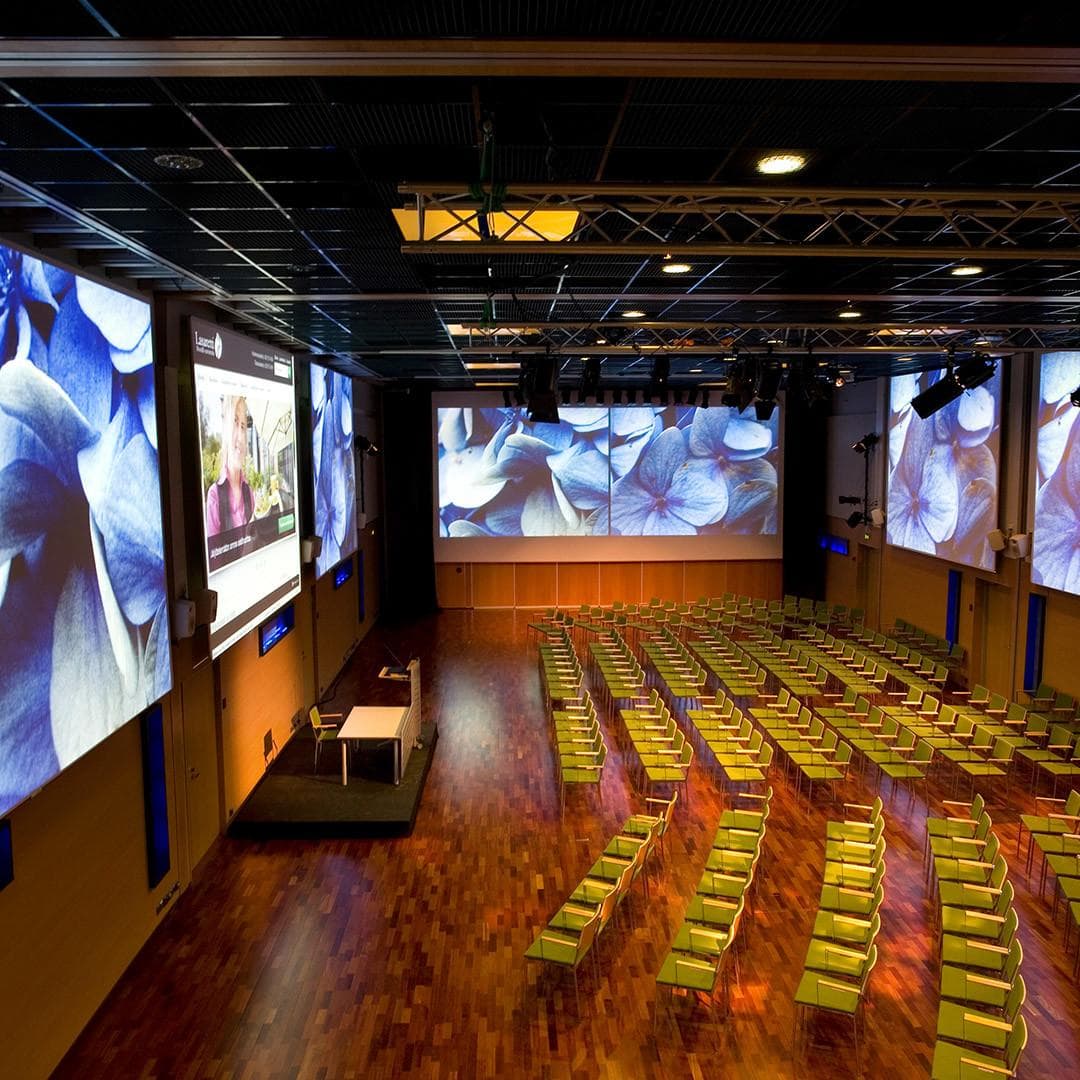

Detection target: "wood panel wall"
[1042, 590, 1080, 699]
[315, 562, 361, 696]
[436, 560, 783, 609]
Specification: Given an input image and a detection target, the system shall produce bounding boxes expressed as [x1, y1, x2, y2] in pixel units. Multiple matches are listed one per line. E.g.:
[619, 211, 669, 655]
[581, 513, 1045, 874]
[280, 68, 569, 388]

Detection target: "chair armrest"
[319, 712, 344, 719]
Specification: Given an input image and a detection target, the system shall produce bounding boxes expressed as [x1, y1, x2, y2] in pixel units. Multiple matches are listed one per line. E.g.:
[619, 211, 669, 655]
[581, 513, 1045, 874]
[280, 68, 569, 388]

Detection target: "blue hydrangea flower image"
[1032, 352, 1080, 594]
[0, 243, 171, 817]
[311, 364, 357, 577]
[887, 367, 1001, 570]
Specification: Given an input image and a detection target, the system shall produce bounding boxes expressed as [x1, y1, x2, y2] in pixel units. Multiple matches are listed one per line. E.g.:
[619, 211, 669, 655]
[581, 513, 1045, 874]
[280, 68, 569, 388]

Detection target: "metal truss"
[446, 320, 1080, 356]
[399, 183, 1080, 260]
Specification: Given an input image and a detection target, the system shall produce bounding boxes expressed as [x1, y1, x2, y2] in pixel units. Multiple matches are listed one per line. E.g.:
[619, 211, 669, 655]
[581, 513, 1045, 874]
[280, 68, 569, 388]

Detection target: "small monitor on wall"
[191, 318, 302, 658]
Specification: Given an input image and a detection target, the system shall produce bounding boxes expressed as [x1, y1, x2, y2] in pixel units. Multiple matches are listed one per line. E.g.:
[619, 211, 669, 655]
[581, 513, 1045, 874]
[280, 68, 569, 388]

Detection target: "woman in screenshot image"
[205, 394, 254, 537]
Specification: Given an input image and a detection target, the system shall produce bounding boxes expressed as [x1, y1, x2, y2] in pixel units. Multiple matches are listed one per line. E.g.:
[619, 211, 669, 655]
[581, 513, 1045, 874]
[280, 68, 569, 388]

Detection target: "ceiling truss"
[399, 183, 1080, 260]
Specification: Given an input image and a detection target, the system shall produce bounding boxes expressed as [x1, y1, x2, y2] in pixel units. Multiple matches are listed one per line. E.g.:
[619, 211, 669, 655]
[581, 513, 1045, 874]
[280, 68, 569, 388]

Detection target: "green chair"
[941, 908, 1019, 973]
[524, 906, 603, 1015]
[940, 940, 1022, 1011]
[309, 705, 342, 773]
[794, 943, 878, 1075]
[926, 794, 986, 863]
[936, 974, 1024, 1054]
[930, 1014, 1026, 1079]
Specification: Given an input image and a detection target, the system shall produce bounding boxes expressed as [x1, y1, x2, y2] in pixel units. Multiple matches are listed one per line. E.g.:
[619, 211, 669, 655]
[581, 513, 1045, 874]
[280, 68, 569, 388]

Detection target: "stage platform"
[228, 722, 438, 839]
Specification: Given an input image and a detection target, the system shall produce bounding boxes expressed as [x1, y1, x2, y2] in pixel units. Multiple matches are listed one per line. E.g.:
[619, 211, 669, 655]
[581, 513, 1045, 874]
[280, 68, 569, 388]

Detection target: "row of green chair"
[684, 687, 774, 793]
[525, 798, 674, 1013]
[655, 787, 773, 1037]
[794, 800, 886, 1074]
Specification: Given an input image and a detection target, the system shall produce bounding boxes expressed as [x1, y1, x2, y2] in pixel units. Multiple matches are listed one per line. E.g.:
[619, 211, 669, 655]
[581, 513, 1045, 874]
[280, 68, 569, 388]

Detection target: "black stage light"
[852, 432, 880, 455]
[756, 365, 782, 403]
[524, 355, 560, 423]
[846, 510, 866, 529]
[688, 387, 700, 406]
[701, 389, 710, 409]
[754, 399, 777, 422]
[561, 386, 572, 406]
[581, 356, 602, 401]
[1072, 385, 1080, 407]
[720, 391, 740, 409]
[649, 356, 671, 401]
[610, 388, 622, 405]
[513, 386, 525, 407]
[911, 374, 962, 419]
[838, 495, 862, 506]
[954, 354, 996, 391]
[672, 389, 684, 406]
[502, 389, 513, 407]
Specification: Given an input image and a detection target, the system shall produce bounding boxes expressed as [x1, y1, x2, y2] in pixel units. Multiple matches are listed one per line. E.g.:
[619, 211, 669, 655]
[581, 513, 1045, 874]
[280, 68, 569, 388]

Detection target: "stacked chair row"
[617, 688, 695, 802]
[793, 798, 886, 1074]
[655, 787, 773, 1035]
[924, 795, 1028, 1078]
[540, 631, 608, 814]
[892, 617, 967, 670]
[525, 795, 677, 1013]
[685, 688, 774, 793]
[587, 632, 646, 715]
[1018, 786, 1080, 921]
[640, 627, 708, 706]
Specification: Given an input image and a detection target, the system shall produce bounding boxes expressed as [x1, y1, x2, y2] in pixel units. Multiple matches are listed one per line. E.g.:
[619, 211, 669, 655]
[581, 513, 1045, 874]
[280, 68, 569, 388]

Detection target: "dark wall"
[380, 387, 438, 621]
[782, 387, 829, 599]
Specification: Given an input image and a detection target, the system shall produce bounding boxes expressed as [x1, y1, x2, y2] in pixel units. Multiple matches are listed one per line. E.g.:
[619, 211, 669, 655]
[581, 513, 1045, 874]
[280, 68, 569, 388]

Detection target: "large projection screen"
[1031, 352, 1080, 596]
[192, 319, 301, 657]
[310, 362, 357, 578]
[433, 395, 782, 562]
[0, 240, 172, 819]
[886, 368, 1002, 572]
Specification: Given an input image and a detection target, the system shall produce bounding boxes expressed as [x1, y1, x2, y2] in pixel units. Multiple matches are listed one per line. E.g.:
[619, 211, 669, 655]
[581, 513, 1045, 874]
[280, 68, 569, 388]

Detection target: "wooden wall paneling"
[879, 548, 948, 636]
[218, 608, 309, 818]
[557, 563, 600, 607]
[0, 702, 180, 1079]
[727, 559, 781, 601]
[641, 561, 684, 604]
[178, 662, 220, 874]
[682, 561, 728, 603]
[472, 563, 516, 608]
[598, 562, 643, 606]
[357, 524, 382, 632]
[514, 563, 557, 608]
[1042, 590, 1080, 699]
[315, 569, 360, 696]
[435, 563, 470, 608]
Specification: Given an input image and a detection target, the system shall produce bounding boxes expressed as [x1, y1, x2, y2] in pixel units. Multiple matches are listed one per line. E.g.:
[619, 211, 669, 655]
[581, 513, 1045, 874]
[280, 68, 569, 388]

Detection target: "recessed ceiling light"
[756, 153, 807, 175]
[595, 337, 607, 345]
[951, 265, 984, 277]
[662, 262, 692, 275]
[838, 308, 861, 319]
[464, 362, 520, 370]
[690, 368, 703, 373]
[621, 310, 646, 319]
[766, 338, 782, 345]
[153, 153, 204, 171]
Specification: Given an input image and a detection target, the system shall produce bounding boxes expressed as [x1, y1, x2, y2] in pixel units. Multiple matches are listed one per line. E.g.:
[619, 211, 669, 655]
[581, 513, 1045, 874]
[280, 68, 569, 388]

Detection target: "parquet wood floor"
[55, 612, 1079, 1079]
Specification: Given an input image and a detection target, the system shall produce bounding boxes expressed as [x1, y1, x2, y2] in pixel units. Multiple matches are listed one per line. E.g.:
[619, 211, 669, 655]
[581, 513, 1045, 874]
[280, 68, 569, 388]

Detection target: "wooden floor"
[57, 611, 1079, 1079]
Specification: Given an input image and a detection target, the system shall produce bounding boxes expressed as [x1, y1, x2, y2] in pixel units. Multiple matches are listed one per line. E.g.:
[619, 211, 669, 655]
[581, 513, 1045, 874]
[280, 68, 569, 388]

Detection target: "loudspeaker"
[869, 507, 886, 527]
[171, 598, 196, 640]
[1008, 533, 1031, 559]
[195, 588, 218, 626]
[987, 528, 1007, 552]
[302, 535, 324, 564]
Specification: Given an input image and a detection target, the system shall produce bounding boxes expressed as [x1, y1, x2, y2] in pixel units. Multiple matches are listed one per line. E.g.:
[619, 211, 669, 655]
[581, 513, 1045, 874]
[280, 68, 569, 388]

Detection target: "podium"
[373, 658, 421, 782]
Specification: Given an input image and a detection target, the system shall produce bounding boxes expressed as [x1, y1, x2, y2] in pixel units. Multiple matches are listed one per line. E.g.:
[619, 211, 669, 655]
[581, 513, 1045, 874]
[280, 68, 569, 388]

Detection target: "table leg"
[395, 738, 401, 785]
[342, 740, 348, 786]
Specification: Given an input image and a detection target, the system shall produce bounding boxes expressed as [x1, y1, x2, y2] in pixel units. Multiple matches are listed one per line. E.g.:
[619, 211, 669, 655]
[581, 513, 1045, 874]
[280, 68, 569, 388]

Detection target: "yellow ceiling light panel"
[392, 208, 580, 242]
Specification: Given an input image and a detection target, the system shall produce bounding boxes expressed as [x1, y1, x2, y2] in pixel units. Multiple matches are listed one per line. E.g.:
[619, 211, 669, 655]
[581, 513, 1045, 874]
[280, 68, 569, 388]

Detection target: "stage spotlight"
[649, 356, 671, 401]
[911, 373, 962, 419]
[754, 399, 777, 422]
[561, 386, 572, 406]
[581, 355, 602, 401]
[356, 435, 380, 456]
[523, 355, 560, 423]
[672, 389, 684, 406]
[955, 354, 996, 390]
[688, 387, 700, 406]
[513, 386, 525, 407]
[852, 432, 880, 455]
[720, 391, 740, 409]
[610, 388, 622, 405]
[756, 365, 782, 403]
[701, 389, 710, 409]
[502, 389, 512, 407]
[838, 495, 862, 506]
[1072, 385, 1080, 407]
[846, 510, 866, 529]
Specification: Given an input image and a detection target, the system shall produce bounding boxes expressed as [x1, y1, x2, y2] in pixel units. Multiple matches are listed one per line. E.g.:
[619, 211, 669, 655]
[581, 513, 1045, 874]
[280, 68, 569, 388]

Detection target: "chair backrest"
[858, 943, 879, 992]
[896, 728, 917, 752]
[821, 729, 839, 753]
[991, 737, 1015, 763]
[971, 684, 991, 704]
[670, 729, 686, 754]
[973, 811, 993, 841]
[757, 742, 774, 770]
[869, 796, 884, 821]
[1003, 973, 1026, 1025]
[809, 717, 824, 740]
[1004, 1014, 1028, 1074]
[747, 729, 763, 753]
[984, 833, 1001, 865]
[1065, 789, 1080, 817]
[594, 743, 608, 772]
[988, 854, 1009, 891]
[913, 739, 934, 765]
[597, 883, 620, 929]
[996, 879, 1015, 916]
[568, 907, 602, 958]
[1002, 939, 1023, 983]
[998, 904, 1018, 946]
[882, 716, 899, 739]
[661, 790, 679, 831]
[971, 792, 986, 820]
[834, 741, 853, 768]
[972, 727, 994, 751]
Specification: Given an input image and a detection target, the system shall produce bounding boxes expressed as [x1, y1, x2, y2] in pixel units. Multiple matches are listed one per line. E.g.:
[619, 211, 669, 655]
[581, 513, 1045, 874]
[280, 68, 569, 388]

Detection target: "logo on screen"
[214, 332, 223, 359]
[193, 328, 221, 359]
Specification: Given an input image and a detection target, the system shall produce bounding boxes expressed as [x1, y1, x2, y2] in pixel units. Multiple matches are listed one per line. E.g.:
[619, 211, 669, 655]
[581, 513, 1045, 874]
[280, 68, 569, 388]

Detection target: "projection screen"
[192, 319, 301, 657]
[0, 240, 171, 819]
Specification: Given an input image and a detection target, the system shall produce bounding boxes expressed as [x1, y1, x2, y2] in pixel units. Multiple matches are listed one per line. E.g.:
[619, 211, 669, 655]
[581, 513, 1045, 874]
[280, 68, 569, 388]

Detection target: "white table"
[338, 705, 410, 786]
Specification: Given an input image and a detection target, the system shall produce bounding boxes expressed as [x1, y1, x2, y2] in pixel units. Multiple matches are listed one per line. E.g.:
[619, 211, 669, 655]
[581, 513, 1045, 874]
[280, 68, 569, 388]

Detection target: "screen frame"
[190, 317, 302, 657]
[0, 235, 173, 821]
[1028, 350, 1080, 599]
[431, 391, 784, 563]
[884, 366, 1003, 575]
